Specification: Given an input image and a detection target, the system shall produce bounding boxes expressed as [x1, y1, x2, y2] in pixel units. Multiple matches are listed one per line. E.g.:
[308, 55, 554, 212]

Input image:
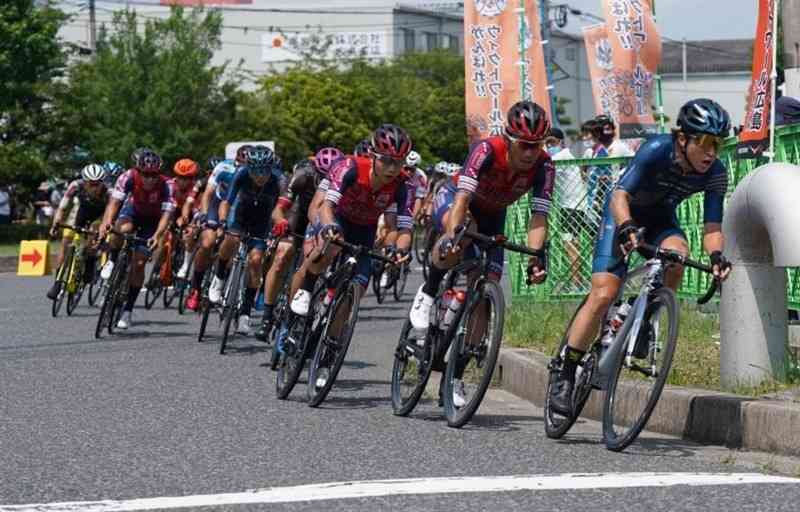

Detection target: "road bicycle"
[50, 224, 97, 317]
[94, 230, 148, 339]
[413, 214, 437, 281]
[162, 225, 198, 315]
[265, 234, 305, 370]
[543, 240, 720, 451]
[391, 226, 539, 427]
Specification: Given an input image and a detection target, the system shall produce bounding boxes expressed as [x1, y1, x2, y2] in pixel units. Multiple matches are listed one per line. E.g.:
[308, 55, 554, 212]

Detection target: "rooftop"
[660, 38, 753, 74]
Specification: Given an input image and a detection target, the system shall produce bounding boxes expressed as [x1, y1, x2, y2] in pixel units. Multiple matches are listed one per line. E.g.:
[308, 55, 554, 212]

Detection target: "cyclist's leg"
[327, 218, 373, 338]
[650, 221, 688, 291]
[120, 217, 155, 318]
[290, 219, 343, 316]
[263, 240, 294, 318]
[55, 229, 71, 272]
[288, 219, 321, 302]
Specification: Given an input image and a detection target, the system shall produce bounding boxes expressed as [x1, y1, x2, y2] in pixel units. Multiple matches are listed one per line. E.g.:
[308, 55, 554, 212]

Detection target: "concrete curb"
[0, 255, 18, 273]
[497, 347, 800, 456]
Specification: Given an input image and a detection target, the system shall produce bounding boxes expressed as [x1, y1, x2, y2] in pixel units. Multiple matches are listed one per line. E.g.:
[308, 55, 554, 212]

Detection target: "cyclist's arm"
[391, 183, 413, 253]
[320, 161, 356, 228]
[153, 182, 176, 241]
[308, 187, 326, 223]
[180, 195, 194, 224]
[272, 174, 294, 225]
[701, 162, 728, 255]
[101, 198, 122, 229]
[52, 183, 77, 229]
[200, 181, 215, 215]
[448, 141, 493, 235]
[219, 169, 246, 226]
[526, 159, 554, 251]
[527, 214, 547, 250]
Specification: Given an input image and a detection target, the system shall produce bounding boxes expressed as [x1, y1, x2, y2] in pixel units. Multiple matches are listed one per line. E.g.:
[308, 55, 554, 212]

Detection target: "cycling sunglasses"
[506, 135, 545, 151]
[248, 165, 270, 177]
[376, 154, 405, 168]
[691, 134, 724, 153]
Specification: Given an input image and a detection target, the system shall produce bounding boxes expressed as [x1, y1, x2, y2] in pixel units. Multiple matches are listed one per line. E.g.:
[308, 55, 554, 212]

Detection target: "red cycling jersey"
[326, 156, 413, 230]
[455, 136, 555, 215]
[167, 177, 199, 212]
[112, 169, 175, 218]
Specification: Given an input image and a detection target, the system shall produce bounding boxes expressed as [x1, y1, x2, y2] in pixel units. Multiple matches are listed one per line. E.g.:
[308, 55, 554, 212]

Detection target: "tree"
[52, 7, 244, 170]
[0, 0, 67, 193]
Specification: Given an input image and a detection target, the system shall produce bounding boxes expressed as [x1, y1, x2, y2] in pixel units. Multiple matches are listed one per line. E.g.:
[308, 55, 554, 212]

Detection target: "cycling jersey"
[326, 156, 413, 230]
[404, 166, 428, 200]
[454, 136, 555, 216]
[59, 179, 109, 228]
[225, 166, 288, 250]
[615, 134, 727, 223]
[207, 160, 237, 201]
[167, 177, 198, 212]
[112, 169, 175, 218]
[281, 159, 323, 236]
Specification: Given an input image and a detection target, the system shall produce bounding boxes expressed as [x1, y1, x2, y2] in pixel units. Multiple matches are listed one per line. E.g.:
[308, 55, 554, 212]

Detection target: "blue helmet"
[245, 145, 275, 177]
[102, 161, 124, 179]
[677, 98, 731, 137]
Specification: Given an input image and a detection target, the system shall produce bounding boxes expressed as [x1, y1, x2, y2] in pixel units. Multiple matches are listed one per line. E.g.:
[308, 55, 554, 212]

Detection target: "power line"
[92, 0, 398, 15]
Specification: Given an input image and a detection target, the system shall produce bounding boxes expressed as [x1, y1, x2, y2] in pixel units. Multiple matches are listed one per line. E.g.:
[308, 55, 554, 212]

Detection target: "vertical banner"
[583, 24, 614, 117]
[737, 0, 776, 158]
[464, 0, 551, 144]
[601, 0, 662, 137]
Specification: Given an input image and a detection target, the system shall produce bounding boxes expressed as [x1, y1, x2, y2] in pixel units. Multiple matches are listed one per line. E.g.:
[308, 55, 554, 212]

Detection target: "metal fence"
[506, 124, 800, 308]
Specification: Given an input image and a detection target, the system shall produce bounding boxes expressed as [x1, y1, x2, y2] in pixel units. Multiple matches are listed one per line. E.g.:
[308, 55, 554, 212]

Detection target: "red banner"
[464, 0, 551, 145]
[600, 0, 661, 137]
[738, 0, 776, 158]
[583, 24, 613, 117]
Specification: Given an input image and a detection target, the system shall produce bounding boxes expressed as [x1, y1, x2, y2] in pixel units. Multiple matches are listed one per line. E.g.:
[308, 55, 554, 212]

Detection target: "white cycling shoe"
[100, 261, 114, 280]
[209, 276, 224, 303]
[176, 261, 190, 280]
[236, 315, 251, 335]
[409, 285, 434, 330]
[379, 271, 390, 288]
[452, 379, 466, 408]
[116, 310, 132, 330]
[315, 368, 330, 388]
[290, 290, 312, 316]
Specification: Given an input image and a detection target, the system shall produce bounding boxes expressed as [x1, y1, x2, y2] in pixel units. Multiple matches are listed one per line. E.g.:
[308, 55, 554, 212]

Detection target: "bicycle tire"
[107, 252, 130, 335]
[413, 228, 425, 265]
[197, 269, 213, 342]
[87, 258, 103, 306]
[307, 284, 359, 407]
[144, 266, 162, 310]
[543, 297, 597, 439]
[94, 251, 126, 338]
[390, 319, 434, 416]
[443, 280, 505, 428]
[275, 313, 314, 399]
[51, 247, 73, 318]
[372, 268, 386, 304]
[218, 262, 243, 355]
[393, 263, 409, 301]
[602, 287, 678, 452]
[163, 247, 185, 309]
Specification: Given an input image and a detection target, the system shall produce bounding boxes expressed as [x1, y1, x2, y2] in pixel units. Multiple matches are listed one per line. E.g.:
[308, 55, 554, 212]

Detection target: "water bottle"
[600, 299, 632, 350]
[438, 289, 455, 326]
[441, 290, 466, 331]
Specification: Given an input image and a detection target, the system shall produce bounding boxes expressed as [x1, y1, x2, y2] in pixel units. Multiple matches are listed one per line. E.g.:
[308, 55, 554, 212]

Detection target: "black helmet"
[677, 98, 731, 137]
[505, 101, 550, 141]
[354, 139, 372, 157]
[244, 145, 275, 177]
[207, 156, 224, 171]
[130, 147, 149, 168]
[235, 144, 255, 166]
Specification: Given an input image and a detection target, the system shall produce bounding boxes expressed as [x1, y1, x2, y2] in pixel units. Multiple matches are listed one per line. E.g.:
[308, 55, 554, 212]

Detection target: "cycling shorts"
[118, 201, 159, 252]
[226, 197, 272, 251]
[305, 215, 376, 288]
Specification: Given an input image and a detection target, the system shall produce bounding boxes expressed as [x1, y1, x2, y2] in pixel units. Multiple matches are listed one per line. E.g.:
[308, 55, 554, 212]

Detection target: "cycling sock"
[262, 304, 274, 323]
[561, 346, 586, 377]
[422, 265, 447, 297]
[109, 248, 120, 263]
[191, 269, 204, 290]
[124, 286, 141, 311]
[301, 271, 320, 293]
[215, 260, 229, 280]
[241, 287, 257, 316]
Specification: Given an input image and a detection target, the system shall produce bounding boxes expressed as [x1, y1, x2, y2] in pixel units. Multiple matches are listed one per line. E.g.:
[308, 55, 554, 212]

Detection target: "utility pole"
[89, 0, 97, 58]
[539, 0, 559, 126]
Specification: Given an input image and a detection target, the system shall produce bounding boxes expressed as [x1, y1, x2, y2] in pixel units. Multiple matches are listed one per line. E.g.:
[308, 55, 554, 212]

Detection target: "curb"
[0, 255, 18, 273]
[497, 347, 800, 456]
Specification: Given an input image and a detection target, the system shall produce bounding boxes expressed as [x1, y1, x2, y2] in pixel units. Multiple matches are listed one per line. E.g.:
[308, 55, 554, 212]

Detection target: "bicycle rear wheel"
[87, 257, 103, 306]
[372, 267, 386, 304]
[393, 263, 409, 301]
[307, 284, 359, 407]
[51, 247, 73, 318]
[275, 313, 313, 399]
[390, 319, 433, 416]
[163, 248, 185, 309]
[443, 281, 504, 428]
[602, 287, 678, 452]
[543, 297, 597, 439]
[95, 251, 127, 338]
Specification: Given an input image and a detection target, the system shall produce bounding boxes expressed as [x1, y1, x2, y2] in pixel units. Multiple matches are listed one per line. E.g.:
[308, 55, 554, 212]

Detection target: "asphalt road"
[2, 271, 800, 511]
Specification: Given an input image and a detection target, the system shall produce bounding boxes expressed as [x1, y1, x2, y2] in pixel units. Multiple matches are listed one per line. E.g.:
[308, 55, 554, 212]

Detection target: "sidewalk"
[497, 347, 800, 456]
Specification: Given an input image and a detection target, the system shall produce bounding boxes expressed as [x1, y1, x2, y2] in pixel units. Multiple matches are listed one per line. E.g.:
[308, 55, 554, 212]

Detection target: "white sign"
[261, 31, 388, 63]
[225, 141, 275, 160]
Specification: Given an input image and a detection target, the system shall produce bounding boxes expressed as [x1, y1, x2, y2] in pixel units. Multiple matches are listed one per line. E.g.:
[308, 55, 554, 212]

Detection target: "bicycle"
[274, 239, 394, 403]
[413, 215, 437, 281]
[391, 226, 539, 427]
[143, 224, 181, 310]
[94, 230, 149, 339]
[196, 227, 224, 343]
[86, 250, 108, 307]
[543, 240, 720, 451]
[162, 225, 197, 314]
[50, 224, 97, 317]
[370, 246, 395, 304]
[265, 234, 305, 370]
[217, 233, 275, 355]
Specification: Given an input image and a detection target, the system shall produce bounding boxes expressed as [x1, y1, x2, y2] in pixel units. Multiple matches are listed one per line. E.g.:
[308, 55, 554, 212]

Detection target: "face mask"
[547, 146, 561, 156]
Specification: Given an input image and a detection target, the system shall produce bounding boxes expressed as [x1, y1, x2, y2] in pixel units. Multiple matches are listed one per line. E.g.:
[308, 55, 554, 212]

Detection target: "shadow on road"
[551, 432, 699, 458]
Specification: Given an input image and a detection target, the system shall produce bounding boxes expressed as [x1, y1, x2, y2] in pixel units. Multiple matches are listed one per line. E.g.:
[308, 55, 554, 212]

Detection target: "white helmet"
[434, 161, 448, 174]
[445, 163, 461, 176]
[81, 163, 106, 182]
[405, 150, 421, 168]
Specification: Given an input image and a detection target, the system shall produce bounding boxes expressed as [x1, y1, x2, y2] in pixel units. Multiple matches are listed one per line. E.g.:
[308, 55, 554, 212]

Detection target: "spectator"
[585, 116, 615, 228]
[34, 182, 54, 225]
[0, 184, 11, 225]
[776, 95, 800, 126]
[547, 128, 587, 290]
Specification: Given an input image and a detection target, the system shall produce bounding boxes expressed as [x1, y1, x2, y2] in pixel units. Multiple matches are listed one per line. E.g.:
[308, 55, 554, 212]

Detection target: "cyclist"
[184, 152, 247, 311]
[47, 164, 109, 299]
[210, 146, 288, 336]
[547, 98, 734, 415]
[408, 101, 553, 404]
[98, 149, 174, 330]
[353, 138, 372, 158]
[255, 147, 344, 341]
[102, 161, 125, 189]
[169, 158, 202, 280]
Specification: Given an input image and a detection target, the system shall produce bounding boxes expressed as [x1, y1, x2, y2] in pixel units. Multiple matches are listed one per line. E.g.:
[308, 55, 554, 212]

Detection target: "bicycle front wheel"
[87, 257, 103, 306]
[443, 281, 504, 428]
[51, 247, 73, 318]
[602, 286, 678, 452]
[390, 319, 433, 416]
[307, 284, 359, 407]
[144, 266, 163, 310]
[393, 263, 409, 301]
[275, 313, 313, 399]
[218, 263, 243, 355]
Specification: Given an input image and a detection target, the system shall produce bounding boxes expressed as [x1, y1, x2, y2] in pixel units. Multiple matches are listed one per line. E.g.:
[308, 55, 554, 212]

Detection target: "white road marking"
[1, 473, 798, 512]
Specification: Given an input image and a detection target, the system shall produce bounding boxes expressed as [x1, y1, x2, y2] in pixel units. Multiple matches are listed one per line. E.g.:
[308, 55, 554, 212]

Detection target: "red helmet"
[314, 147, 344, 177]
[505, 101, 550, 142]
[235, 144, 254, 166]
[370, 124, 412, 160]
